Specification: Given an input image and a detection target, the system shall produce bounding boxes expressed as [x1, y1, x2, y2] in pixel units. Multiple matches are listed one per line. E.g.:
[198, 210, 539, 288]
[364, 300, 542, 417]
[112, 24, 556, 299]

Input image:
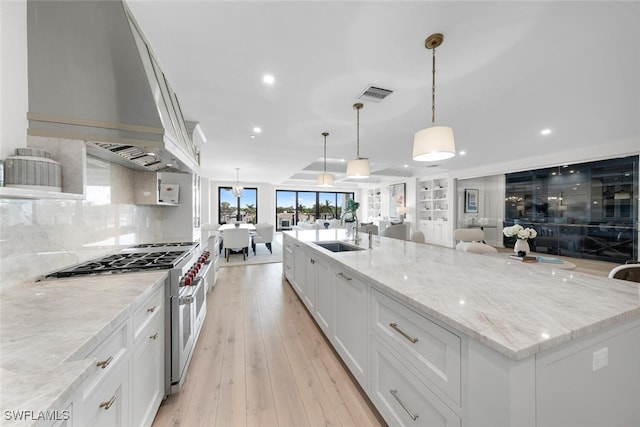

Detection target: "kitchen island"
[0, 271, 168, 426]
[283, 229, 640, 427]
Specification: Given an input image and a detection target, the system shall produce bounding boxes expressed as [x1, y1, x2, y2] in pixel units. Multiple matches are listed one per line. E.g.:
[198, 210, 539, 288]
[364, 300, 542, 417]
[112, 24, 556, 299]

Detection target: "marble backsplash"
[0, 157, 166, 290]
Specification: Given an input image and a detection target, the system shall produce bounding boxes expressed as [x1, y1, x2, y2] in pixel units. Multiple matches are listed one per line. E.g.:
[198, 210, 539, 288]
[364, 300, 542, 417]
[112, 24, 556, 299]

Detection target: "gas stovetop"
[45, 249, 192, 278]
[127, 242, 196, 249]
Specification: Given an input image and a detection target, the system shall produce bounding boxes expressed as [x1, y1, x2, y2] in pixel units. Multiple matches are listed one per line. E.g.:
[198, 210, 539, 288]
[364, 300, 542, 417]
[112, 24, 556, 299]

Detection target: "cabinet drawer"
[370, 289, 461, 405]
[133, 286, 164, 339]
[370, 338, 461, 427]
[83, 320, 128, 399]
[83, 361, 129, 427]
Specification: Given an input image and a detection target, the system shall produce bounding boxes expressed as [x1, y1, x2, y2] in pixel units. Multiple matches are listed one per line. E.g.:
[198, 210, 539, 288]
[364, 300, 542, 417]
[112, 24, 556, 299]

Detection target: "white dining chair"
[454, 228, 498, 254]
[252, 223, 275, 254]
[223, 228, 250, 261]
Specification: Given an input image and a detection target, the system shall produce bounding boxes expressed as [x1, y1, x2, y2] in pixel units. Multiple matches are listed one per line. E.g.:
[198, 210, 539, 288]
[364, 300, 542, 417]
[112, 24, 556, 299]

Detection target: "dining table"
[217, 223, 256, 232]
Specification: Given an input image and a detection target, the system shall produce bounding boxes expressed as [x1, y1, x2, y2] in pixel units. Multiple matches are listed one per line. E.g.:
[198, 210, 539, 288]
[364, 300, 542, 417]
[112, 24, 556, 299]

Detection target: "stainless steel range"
[45, 241, 212, 396]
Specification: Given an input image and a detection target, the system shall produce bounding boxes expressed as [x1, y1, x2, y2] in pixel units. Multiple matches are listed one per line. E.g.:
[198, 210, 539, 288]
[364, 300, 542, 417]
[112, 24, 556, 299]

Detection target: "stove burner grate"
[45, 249, 192, 278]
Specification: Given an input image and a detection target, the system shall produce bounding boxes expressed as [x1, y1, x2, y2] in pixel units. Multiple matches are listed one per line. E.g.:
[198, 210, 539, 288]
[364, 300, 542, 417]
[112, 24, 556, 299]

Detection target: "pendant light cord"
[354, 103, 363, 158]
[322, 132, 328, 174]
[356, 106, 360, 158]
[431, 46, 436, 125]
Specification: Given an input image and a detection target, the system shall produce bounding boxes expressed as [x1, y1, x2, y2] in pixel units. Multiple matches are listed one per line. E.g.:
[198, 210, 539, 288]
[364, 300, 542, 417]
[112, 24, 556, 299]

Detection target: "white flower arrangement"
[503, 224, 537, 240]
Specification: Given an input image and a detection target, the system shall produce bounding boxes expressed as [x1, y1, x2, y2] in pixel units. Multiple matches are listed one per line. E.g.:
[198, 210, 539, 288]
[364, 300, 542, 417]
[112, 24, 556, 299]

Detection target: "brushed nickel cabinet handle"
[147, 306, 157, 313]
[389, 323, 419, 343]
[389, 389, 419, 421]
[96, 356, 113, 369]
[149, 332, 159, 340]
[338, 272, 352, 281]
[99, 395, 116, 410]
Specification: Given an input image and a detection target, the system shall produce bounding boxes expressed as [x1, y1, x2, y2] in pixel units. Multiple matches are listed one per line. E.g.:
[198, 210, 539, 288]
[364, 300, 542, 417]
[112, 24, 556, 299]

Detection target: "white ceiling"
[126, 1, 640, 187]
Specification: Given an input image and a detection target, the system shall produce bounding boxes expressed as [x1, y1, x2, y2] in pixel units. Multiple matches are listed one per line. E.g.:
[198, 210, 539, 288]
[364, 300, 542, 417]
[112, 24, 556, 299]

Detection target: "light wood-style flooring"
[152, 263, 385, 427]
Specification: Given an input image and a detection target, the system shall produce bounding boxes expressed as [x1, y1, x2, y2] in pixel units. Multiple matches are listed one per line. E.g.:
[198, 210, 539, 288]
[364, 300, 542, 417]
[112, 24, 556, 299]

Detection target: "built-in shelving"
[416, 176, 454, 247]
[417, 177, 449, 221]
[366, 188, 381, 220]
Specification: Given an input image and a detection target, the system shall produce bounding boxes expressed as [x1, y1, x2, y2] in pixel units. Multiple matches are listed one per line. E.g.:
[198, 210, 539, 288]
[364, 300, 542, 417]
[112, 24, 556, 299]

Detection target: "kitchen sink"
[312, 241, 365, 252]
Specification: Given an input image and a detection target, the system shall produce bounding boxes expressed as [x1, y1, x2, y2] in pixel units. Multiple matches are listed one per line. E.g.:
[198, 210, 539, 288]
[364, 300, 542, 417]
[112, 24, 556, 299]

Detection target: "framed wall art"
[389, 183, 406, 218]
[465, 188, 479, 213]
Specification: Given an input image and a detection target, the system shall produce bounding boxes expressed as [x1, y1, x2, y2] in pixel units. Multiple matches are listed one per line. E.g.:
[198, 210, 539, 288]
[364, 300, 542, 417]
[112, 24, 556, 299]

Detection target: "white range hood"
[26, 0, 201, 174]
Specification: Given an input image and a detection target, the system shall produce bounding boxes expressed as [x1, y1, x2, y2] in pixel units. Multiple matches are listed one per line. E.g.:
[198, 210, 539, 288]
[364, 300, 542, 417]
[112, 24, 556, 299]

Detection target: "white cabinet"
[288, 237, 318, 314]
[131, 286, 165, 427]
[417, 176, 454, 247]
[370, 338, 461, 427]
[81, 321, 129, 401]
[303, 252, 317, 312]
[333, 268, 368, 386]
[314, 257, 334, 337]
[52, 279, 167, 427]
[535, 320, 640, 427]
[370, 289, 461, 407]
[292, 242, 306, 296]
[283, 235, 294, 283]
[82, 361, 129, 427]
[81, 321, 130, 427]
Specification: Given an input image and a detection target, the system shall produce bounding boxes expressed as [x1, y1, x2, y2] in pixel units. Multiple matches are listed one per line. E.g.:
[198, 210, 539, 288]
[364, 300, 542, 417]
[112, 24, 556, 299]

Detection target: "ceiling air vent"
[358, 85, 393, 102]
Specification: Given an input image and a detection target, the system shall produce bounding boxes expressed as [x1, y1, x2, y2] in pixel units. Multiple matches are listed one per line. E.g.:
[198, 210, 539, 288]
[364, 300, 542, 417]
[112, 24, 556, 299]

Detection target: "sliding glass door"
[275, 190, 355, 231]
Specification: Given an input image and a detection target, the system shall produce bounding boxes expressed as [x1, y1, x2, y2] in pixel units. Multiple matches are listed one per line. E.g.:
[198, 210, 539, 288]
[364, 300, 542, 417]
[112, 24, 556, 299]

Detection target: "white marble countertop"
[285, 229, 640, 360]
[0, 271, 167, 425]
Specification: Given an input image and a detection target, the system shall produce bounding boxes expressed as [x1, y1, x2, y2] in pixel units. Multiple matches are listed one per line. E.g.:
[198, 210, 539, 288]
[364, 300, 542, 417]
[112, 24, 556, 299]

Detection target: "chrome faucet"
[353, 222, 361, 245]
[368, 227, 373, 249]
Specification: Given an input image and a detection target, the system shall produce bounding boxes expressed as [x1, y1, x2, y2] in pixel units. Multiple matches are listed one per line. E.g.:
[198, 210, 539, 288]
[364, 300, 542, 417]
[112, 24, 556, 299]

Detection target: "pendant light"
[413, 33, 456, 161]
[317, 132, 334, 187]
[232, 167, 243, 197]
[346, 103, 370, 178]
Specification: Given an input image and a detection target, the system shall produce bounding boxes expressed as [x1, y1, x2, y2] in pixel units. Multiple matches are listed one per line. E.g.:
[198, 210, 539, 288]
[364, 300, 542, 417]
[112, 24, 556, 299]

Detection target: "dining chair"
[608, 262, 640, 283]
[252, 223, 275, 254]
[453, 228, 497, 254]
[410, 231, 425, 243]
[382, 224, 407, 240]
[223, 228, 250, 261]
[358, 224, 378, 236]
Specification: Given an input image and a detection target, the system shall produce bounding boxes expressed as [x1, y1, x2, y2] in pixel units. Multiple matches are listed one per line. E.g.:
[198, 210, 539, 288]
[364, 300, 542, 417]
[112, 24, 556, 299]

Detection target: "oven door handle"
[192, 277, 204, 288]
[178, 285, 196, 305]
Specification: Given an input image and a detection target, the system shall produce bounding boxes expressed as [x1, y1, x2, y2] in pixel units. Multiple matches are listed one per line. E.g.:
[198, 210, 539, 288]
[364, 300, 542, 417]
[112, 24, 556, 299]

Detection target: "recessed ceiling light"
[403, 164, 408, 168]
[250, 135, 256, 139]
[540, 129, 552, 136]
[253, 127, 262, 133]
[459, 150, 466, 155]
[262, 74, 275, 85]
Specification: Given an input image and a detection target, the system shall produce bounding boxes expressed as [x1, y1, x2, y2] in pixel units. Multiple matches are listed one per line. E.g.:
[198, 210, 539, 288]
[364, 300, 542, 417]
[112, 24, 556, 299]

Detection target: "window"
[505, 156, 638, 263]
[275, 190, 355, 231]
[218, 187, 258, 224]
